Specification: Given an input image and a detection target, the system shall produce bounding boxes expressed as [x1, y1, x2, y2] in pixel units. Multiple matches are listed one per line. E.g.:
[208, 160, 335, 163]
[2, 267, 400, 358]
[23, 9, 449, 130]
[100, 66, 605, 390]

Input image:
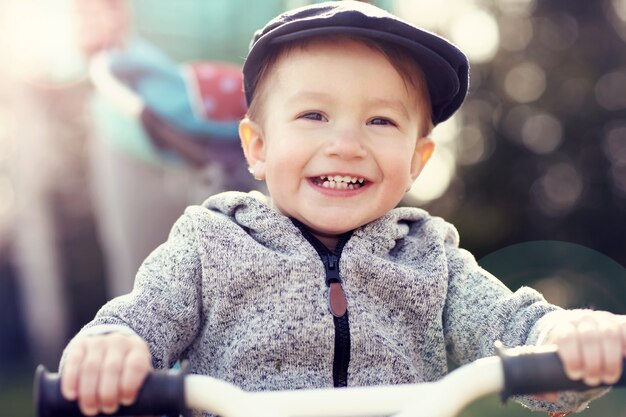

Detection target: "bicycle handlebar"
[495, 343, 625, 398]
[35, 363, 190, 417]
[35, 345, 626, 417]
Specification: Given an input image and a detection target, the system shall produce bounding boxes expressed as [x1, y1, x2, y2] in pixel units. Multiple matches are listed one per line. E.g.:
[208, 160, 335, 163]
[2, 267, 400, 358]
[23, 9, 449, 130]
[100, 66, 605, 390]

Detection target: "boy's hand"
[61, 333, 152, 416]
[546, 311, 626, 387]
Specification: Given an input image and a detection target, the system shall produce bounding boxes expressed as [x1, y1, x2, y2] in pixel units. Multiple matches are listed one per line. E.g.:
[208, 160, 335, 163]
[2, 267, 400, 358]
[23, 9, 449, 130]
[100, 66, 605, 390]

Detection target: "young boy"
[60, 2, 626, 416]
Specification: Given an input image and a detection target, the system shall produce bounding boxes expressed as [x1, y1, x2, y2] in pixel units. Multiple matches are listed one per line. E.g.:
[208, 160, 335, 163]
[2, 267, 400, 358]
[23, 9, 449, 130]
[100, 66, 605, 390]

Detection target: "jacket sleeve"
[441, 227, 557, 363]
[439, 220, 606, 413]
[65, 211, 204, 370]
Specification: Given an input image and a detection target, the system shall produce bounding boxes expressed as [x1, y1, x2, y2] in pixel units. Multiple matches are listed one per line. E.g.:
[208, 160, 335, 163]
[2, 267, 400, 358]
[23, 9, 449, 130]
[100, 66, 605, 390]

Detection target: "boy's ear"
[409, 137, 435, 183]
[239, 117, 267, 180]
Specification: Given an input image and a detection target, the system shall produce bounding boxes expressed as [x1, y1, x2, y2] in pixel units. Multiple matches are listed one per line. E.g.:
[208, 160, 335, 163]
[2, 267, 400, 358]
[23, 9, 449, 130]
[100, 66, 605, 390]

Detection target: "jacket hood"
[201, 191, 457, 256]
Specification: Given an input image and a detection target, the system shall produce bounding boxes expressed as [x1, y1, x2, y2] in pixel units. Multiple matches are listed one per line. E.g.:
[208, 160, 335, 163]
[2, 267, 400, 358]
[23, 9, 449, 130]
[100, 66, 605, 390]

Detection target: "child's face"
[241, 39, 434, 240]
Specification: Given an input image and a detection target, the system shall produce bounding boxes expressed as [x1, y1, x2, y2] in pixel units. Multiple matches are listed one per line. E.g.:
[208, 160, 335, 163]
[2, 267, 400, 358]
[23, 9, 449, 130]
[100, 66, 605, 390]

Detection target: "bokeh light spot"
[536, 14, 579, 51]
[0, 0, 85, 85]
[610, 165, 626, 195]
[456, 125, 493, 165]
[502, 105, 536, 143]
[499, 16, 534, 51]
[450, 9, 500, 63]
[531, 163, 583, 215]
[608, 0, 626, 42]
[394, 0, 458, 30]
[603, 121, 626, 165]
[504, 62, 547, 103]
[497, 0, 537, 16]
[595, 70, 626, 111]
[532, 276, 578, 308]
[408, 147, 456, 203]
[521, 113, 563, 154]
[603, 121, 626, 195]
[613, 0, 626, 22]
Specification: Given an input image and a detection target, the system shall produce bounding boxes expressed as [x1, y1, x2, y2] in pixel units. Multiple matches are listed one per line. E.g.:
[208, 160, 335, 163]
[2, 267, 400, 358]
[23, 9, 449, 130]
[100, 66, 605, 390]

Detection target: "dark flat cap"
[243, 1, 470, 125]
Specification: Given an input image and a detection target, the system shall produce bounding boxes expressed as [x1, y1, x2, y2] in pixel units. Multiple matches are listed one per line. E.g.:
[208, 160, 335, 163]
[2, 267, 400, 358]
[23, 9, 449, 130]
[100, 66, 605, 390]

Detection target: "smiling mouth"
[310, 175, 367, 190]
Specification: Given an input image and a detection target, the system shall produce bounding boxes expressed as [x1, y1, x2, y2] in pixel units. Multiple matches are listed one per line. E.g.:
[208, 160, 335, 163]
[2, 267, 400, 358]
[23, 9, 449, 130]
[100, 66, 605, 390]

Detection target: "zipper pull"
[329, 282, 347, 318]
[323, 254, 347, 318]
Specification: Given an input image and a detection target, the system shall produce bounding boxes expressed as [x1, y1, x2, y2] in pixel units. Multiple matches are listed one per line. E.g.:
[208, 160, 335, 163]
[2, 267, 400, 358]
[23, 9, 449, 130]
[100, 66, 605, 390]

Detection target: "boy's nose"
[324, 128, 367, 159]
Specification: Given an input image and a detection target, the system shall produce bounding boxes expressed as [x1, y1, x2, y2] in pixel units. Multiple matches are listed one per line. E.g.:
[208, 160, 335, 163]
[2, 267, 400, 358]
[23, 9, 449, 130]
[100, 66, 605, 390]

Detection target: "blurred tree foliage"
[425, 0, 626, 314]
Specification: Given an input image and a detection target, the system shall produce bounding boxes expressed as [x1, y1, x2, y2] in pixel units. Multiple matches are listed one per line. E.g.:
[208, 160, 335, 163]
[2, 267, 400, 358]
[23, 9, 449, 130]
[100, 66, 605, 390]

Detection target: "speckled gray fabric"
[71, 191, 601, 414]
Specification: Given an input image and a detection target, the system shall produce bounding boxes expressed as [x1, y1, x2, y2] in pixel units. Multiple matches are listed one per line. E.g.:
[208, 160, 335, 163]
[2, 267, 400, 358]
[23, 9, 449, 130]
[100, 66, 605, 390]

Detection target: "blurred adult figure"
[0, 0, 98, 367]
[72, 0, 297, 298]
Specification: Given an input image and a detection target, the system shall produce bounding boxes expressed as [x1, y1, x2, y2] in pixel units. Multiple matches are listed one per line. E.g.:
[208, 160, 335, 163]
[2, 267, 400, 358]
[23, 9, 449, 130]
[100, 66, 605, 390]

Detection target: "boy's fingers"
[599, 321, 623, 384]
[98, 343, 128, 414]
[119, 341, 152, 406]
[60, 341, 87, 401]
[78, 342, 106, 416]
[578, 319, 603, 386]
[552, 322, 584, 381]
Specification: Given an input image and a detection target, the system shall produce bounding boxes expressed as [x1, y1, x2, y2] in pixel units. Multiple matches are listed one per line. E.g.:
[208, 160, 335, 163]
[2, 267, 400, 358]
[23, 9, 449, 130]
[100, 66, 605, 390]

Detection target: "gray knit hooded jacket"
[74, 191, 601, 413]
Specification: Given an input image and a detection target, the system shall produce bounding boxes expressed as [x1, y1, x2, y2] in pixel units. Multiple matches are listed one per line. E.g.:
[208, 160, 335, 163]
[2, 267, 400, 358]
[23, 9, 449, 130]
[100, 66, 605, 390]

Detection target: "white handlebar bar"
[36, 344, 626, 417]
[183, 356, 504, 417]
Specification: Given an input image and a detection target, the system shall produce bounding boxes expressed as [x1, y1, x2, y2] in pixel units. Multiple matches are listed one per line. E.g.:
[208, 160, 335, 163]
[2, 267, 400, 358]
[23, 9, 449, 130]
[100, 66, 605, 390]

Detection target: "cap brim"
[272, 26, 460, 106]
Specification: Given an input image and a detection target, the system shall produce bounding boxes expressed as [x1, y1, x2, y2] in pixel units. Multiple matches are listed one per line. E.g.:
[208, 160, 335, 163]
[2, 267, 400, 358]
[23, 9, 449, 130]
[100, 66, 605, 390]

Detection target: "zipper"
[323, 253, 347, 317]
[291, 219, 353, 387]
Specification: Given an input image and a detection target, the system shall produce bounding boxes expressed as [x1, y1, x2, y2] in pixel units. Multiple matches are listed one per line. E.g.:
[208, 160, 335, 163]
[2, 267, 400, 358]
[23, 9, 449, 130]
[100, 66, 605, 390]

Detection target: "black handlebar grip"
[497, 343, 626, 400]
[34, 363, 190, 417]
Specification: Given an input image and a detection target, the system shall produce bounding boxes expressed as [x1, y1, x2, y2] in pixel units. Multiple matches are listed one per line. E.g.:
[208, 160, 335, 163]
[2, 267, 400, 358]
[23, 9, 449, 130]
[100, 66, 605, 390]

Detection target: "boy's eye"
[368, 117, 396, 126]
[300, 112, 326, 121]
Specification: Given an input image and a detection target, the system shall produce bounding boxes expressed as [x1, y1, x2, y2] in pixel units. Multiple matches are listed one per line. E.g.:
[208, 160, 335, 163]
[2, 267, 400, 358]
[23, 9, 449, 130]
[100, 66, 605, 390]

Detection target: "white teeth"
[317, 174, 366, 190]
[319, 175, 365, 183]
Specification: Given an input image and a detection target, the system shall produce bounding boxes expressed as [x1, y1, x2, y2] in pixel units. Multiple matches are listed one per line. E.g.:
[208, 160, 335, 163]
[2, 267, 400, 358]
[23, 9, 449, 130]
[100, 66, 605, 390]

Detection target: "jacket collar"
[203, 191, 431, 256]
